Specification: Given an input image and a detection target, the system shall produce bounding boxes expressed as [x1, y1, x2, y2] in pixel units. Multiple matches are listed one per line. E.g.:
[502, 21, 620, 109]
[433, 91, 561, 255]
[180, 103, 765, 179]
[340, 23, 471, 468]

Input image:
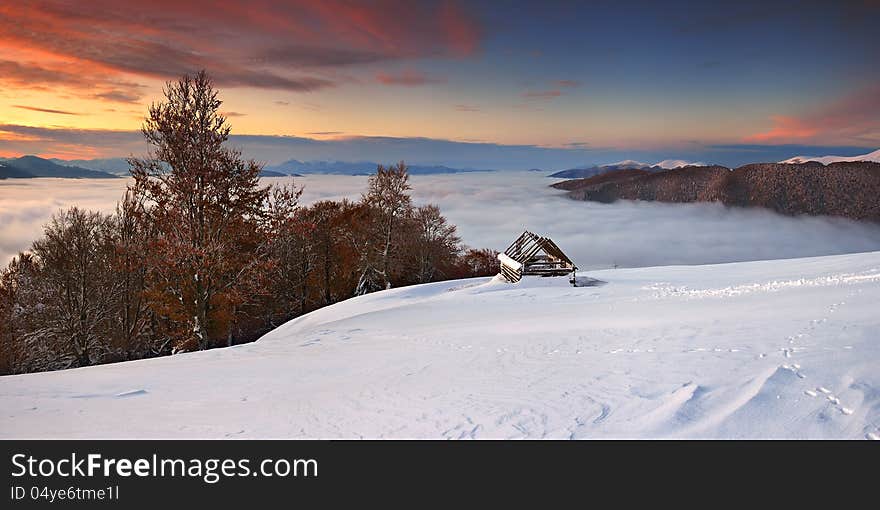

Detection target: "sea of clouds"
[3, 171, 880, 269]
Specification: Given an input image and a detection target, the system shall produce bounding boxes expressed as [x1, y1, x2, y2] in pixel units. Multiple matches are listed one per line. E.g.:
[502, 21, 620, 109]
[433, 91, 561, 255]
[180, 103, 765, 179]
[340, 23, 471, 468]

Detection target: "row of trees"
[0, 71, 498, 375]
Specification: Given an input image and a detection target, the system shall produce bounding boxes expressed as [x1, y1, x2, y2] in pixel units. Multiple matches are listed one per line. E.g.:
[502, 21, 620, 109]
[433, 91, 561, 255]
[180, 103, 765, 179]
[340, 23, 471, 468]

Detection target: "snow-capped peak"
[654, 159, 705, 169]
[606, 159, 651, 169]
[780, 148, 880, 165]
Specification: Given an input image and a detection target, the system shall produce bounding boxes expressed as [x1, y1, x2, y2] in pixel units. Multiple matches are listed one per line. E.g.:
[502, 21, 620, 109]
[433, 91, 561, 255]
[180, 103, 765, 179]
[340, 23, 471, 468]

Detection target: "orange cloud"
[0, 124, 144, 159]
[0, 59, 145, 104]
[0, 129, 46, 143]
[744, 116, 818, 142]
[13, 105, 82, 116]
[0, 0, 482, 94]
[745, 83, 880, 145]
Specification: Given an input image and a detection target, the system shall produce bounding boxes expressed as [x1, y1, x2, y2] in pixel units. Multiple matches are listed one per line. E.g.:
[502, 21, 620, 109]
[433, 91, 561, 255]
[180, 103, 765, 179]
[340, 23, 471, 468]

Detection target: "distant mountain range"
[49, 157, 292, 177]
[263, 160, 493, 175]
[36, 157, 494, 177]
[548, 159, 704, 179]
[552, 156, 880, 222]
[259, 169, 291, 177]
[0, 156, 118, 179]
[44, 150, 880, 177]
[51, 157, 131, 175]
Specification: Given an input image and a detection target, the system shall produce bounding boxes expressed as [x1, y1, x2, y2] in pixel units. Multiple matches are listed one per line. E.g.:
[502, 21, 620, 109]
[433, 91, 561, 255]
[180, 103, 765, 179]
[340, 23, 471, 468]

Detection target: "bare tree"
[30, 208, 119, 367]
[411, 204, 462, 283]
[263, 183, 310, 324]
[111, 191, 156, 359]
[0, 253, 41, 374]
[359, 161, 412, 292]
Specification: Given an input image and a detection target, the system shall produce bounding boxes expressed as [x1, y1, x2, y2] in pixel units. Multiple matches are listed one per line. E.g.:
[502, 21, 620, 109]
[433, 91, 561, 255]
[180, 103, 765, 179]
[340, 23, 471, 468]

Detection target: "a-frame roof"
[503, 231, 574, 266]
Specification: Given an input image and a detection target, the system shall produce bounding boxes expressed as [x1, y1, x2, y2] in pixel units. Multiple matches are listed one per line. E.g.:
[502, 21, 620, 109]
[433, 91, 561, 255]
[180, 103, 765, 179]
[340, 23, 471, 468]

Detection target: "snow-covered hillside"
[2, 252, 880, 439]
[780, 148, 880, 165]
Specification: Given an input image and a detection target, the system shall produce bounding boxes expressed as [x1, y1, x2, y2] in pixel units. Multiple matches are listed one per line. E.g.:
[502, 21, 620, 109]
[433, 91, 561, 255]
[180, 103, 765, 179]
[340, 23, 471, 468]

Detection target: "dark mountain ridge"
[0, 156, 118, 179]
[553, 161, 880, 222]
[550, 168, 651, 191]
[549, 162, 657, 179]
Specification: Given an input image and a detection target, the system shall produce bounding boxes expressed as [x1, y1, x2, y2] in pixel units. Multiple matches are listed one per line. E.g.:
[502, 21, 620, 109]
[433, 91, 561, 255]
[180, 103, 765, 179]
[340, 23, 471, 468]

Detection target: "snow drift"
[2, 251, 880, 439]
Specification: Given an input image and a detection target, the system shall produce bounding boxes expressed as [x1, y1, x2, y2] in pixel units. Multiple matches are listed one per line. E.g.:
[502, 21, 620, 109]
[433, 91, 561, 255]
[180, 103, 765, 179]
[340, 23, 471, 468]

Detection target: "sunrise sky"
[1, 0, 878, 167]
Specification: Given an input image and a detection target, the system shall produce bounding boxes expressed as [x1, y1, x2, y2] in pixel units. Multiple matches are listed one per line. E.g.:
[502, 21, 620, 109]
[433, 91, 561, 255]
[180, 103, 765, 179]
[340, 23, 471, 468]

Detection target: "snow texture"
[2, 251, 880, 439]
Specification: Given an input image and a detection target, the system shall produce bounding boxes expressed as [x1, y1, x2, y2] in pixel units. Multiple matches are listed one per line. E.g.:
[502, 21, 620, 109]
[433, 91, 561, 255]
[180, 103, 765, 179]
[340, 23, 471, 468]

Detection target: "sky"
[1, 0, 879, 168]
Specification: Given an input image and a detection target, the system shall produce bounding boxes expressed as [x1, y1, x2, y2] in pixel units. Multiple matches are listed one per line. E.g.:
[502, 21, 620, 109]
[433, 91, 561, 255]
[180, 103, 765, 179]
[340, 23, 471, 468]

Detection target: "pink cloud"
[376, 70, 444, 86]
[744, 116, 818, 142]
[745, 83, 880, 145]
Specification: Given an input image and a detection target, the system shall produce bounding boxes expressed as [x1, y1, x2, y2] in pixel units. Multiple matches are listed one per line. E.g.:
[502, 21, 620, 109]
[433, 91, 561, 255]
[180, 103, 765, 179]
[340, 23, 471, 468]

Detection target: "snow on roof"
[497, 252, 522, 271]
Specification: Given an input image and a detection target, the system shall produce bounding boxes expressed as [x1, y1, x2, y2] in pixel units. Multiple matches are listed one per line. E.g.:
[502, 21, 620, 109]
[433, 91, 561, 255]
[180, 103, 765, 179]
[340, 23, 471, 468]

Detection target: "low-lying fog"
[3, 171, 880, 269]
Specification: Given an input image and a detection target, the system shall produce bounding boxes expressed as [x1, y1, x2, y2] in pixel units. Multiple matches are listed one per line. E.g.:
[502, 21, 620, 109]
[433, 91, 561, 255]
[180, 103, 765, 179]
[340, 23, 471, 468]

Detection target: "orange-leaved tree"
[129, 70, 277, 351]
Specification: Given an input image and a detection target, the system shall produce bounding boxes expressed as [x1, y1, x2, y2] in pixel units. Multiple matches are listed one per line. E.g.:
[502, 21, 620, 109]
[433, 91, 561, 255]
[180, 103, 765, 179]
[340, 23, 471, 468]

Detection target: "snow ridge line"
[641, 270, 880, 300]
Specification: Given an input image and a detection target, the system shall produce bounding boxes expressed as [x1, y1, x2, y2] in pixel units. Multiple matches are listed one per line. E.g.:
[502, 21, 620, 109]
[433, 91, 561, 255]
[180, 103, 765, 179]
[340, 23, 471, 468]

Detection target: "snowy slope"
[2, 252, 880, 439]
[780, 148, 880, 165]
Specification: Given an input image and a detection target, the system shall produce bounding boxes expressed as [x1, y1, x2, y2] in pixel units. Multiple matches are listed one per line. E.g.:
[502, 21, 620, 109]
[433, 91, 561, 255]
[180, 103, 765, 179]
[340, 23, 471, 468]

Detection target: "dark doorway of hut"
[498, 231, 580, 286]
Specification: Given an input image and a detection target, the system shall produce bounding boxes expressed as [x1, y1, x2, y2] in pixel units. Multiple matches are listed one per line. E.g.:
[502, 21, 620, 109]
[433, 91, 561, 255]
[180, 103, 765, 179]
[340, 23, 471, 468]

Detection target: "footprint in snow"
[780, 364, 806, 379]
[811, 387, 853, 416]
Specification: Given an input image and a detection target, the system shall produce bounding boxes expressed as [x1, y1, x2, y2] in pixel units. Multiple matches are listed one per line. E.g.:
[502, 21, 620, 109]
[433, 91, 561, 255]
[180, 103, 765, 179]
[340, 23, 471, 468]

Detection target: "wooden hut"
[498, 231, 577, 284]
